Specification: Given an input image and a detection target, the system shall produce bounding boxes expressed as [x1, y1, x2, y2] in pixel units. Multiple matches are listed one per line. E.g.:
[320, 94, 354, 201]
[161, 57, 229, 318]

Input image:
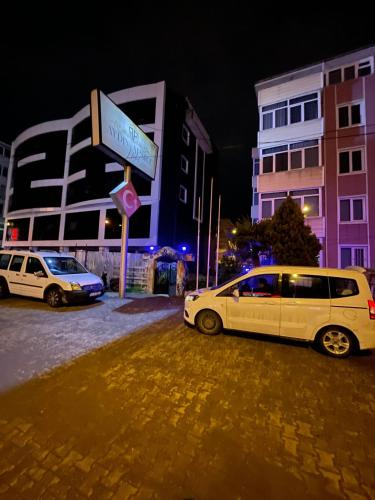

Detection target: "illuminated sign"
[91, 89, 158, 180]
[110, 181, 141, 218]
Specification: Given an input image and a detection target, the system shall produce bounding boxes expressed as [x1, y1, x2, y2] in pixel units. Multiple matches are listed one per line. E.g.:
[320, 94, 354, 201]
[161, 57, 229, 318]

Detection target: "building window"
[181, 155, 189, 174]
[326, 59, 373, 86]
[260, 93, 319, 130]
[182, 124, 190, 145]
[261, 189, 320, 218]
[6, 218, 30, 241]
[179, 185, 187, 204]
[340, 247, 368, 268]
[261, 140, 320, 173]
[338, 103, 362, 128]
[339, 197, 366, 222]
[338, 149, 364, 174]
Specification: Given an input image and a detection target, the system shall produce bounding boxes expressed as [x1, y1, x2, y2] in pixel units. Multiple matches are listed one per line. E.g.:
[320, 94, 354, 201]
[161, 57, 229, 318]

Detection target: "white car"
[184, 265, 375, 358]
[0, 250, 104, 307]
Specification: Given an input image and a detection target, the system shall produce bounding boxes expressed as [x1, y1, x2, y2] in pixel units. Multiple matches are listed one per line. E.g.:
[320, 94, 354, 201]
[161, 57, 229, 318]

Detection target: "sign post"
[90, 89, 158, 299]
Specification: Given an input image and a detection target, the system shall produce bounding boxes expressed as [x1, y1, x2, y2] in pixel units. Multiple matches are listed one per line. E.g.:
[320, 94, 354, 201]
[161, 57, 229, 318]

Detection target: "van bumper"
[64, 289, 104, 304]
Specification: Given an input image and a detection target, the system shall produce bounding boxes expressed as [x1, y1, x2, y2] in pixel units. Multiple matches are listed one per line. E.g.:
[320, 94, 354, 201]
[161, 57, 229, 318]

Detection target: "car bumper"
[64, 289, 104, 304]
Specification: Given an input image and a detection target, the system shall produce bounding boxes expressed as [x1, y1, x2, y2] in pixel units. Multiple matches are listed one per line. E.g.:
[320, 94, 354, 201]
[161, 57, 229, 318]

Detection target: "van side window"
[25, 257, 46, 275]
[9, 256, 25, 272]
[330, 277, 359, 298]
[0, 254, 12, 270]
[238, 274, 279, 297]
[282, 274, 329, 299]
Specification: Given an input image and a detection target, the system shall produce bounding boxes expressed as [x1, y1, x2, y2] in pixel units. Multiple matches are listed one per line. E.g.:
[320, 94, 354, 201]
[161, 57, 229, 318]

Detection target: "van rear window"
[330, 277, 359, 298]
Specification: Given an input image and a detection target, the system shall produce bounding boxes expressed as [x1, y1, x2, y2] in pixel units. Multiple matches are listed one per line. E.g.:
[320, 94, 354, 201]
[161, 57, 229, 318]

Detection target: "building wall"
[0, 141, 11, 243]
[2, 82, 215, 264]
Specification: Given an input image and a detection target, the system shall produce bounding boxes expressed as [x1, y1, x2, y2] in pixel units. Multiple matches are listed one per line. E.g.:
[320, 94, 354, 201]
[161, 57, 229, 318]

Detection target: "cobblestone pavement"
[1, 296, 375, 499]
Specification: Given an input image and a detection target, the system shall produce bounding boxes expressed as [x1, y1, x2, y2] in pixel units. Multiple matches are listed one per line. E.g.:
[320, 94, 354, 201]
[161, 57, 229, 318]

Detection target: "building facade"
[253, 46, 375, 268]
[2, 82, 216, 291]
[0, 141, 11, 243]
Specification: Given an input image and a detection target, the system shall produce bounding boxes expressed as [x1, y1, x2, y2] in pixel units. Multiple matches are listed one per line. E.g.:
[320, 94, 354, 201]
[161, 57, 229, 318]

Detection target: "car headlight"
[185, 294, 199, 302]
[70, 282, 82, 290]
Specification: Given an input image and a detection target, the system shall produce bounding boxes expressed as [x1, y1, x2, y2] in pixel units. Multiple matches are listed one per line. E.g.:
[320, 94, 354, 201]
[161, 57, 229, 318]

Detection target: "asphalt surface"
[0, 294, 375, 499]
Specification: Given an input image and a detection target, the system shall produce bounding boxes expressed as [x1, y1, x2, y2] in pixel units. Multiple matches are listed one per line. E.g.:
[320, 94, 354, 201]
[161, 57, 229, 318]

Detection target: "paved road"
[1, 296, 375, 499]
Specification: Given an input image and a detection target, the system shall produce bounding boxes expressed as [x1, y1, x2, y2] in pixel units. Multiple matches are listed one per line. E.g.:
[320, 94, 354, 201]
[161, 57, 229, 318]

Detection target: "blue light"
[181, 246, 187, 252]
[150, 246, 155, 251]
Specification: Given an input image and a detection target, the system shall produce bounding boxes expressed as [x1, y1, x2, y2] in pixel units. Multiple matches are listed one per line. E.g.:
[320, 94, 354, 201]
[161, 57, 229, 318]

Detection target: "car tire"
[45, 287, 64, 308]
[196, 310, 223, 336]
[318, 327, 356, 358]
[0, 278, 9, 299]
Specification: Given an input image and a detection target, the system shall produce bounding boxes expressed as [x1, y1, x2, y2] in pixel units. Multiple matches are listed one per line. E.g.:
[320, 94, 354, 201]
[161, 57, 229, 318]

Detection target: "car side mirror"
[34, 270, 46, 278]
[232, 288, 240, 298]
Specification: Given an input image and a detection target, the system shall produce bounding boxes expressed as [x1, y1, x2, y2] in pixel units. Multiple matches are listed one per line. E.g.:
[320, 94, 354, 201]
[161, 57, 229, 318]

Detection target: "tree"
[269, 196, 321, 266]
[231, 216, 272, 267]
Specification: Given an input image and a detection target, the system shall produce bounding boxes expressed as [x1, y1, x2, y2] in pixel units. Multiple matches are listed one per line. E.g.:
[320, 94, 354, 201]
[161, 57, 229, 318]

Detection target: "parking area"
[1, 295, 375, 498]
[0, 293, 181, 392]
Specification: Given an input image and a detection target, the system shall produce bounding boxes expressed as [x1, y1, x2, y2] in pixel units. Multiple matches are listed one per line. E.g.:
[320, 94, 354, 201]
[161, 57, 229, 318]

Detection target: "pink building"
[253, 45, 375, 268]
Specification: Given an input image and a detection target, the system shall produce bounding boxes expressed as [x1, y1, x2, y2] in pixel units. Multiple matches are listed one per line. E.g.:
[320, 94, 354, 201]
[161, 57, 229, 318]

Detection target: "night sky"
[0, 5, 374, 220]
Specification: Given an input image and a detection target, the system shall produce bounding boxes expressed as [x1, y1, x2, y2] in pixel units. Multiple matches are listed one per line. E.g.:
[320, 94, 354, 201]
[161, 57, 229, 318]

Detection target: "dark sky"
[0, 4, 374, 219]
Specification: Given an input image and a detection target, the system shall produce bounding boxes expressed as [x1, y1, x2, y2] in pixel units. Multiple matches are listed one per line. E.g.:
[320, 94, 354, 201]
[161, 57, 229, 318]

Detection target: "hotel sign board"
[91, 89, 158, 180]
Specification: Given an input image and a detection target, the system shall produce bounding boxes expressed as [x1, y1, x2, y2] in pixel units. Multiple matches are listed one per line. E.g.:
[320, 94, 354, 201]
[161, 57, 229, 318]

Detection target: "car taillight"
[368, 300, 375, 319]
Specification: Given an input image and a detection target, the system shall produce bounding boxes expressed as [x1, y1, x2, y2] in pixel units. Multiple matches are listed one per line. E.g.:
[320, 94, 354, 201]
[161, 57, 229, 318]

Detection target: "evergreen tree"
[231, 216, 272, 267]
[269, 196, 321, 266]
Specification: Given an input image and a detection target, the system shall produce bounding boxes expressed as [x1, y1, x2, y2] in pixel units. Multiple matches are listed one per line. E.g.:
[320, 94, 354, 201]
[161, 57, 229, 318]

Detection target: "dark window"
[289, 93, 318, 105]
[290, 106, 301, 124]
[304, 147, 319, 167]
[9, 255, 25, 272]
[275, 108, 287, 127]
[340, 200, 351, 222]
[262, 101, 287, 112]
[291, 150, 302, 169]
[344, 66, 355, 81]
[25, 257, 46, 275]
[351, 104, 361, 125]
[339, 152, 350, 173]
[341, 248, 352, 268]
[0, 253, 11, 270]
[330, 277, 359, 298]
[353, 199, 363, 220]
[282, 274, 329, 299]
[64, 211, 100, 240]
[4, 149, 10, 158]
[6, 218, 30, 241]
[274, 198, 284, 211]
[358, 63, 371, 77]
[275, 152, 288, 172]
[262, 200, 272, 218]
[131, 170, 152, 196]
[262, 113, 273, 130]
[262, 156, 273, 173]
[339, 107, 349, 128]
[71, 117, 91, 147]
[33, 215, 61, 240]
[105, 205, 151, 239]
[304, 100, 318, 121]
[328, 69, 342, 85]
[117, 98, 156, 125]
[352, 150, 362, 171]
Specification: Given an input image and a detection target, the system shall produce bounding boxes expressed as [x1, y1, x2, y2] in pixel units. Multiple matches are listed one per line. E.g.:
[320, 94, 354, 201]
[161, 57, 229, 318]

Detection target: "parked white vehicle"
[184, 265, 375, 358]
[0, 250, 104, 307]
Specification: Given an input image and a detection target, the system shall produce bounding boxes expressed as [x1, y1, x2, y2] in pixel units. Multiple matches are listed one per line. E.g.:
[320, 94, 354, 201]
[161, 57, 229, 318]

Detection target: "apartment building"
[253, 45, 375, 268]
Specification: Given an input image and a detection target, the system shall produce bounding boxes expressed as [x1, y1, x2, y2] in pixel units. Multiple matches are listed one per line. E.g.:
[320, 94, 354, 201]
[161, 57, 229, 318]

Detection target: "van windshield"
[43, 257, 88, 275]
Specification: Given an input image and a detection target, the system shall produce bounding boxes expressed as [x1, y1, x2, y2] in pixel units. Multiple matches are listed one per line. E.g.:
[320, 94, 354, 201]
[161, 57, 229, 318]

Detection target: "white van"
[0, 250, 104, 307]
[184, 266, 375, 358]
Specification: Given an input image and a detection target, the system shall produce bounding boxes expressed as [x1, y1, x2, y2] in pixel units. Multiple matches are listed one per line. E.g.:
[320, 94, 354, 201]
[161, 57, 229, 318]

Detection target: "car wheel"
[196, 310, 222, 335]
[318, 327, 356, 358]
[45, 287, 63, 308]
[0, 278, 9, 298]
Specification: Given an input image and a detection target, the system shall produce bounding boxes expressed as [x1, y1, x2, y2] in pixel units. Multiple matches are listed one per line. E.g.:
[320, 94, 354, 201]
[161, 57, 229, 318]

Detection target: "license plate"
[89, 291, 101, 297]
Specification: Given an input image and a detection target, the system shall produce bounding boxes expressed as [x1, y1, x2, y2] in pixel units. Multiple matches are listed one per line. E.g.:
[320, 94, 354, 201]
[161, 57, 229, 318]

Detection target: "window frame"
[179, 185, 187, 204]
[339, 196, 366, 223]
[338, 148, 365, 175]
[261, 140, 320, 174]
[339, 246, 368, 268]
[182, 124, 190, 145]
[260, 189, 321, 219]
[337, 102, 363, 128]
[180, 154, 189, 174]
[326, 58, 374, 86]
